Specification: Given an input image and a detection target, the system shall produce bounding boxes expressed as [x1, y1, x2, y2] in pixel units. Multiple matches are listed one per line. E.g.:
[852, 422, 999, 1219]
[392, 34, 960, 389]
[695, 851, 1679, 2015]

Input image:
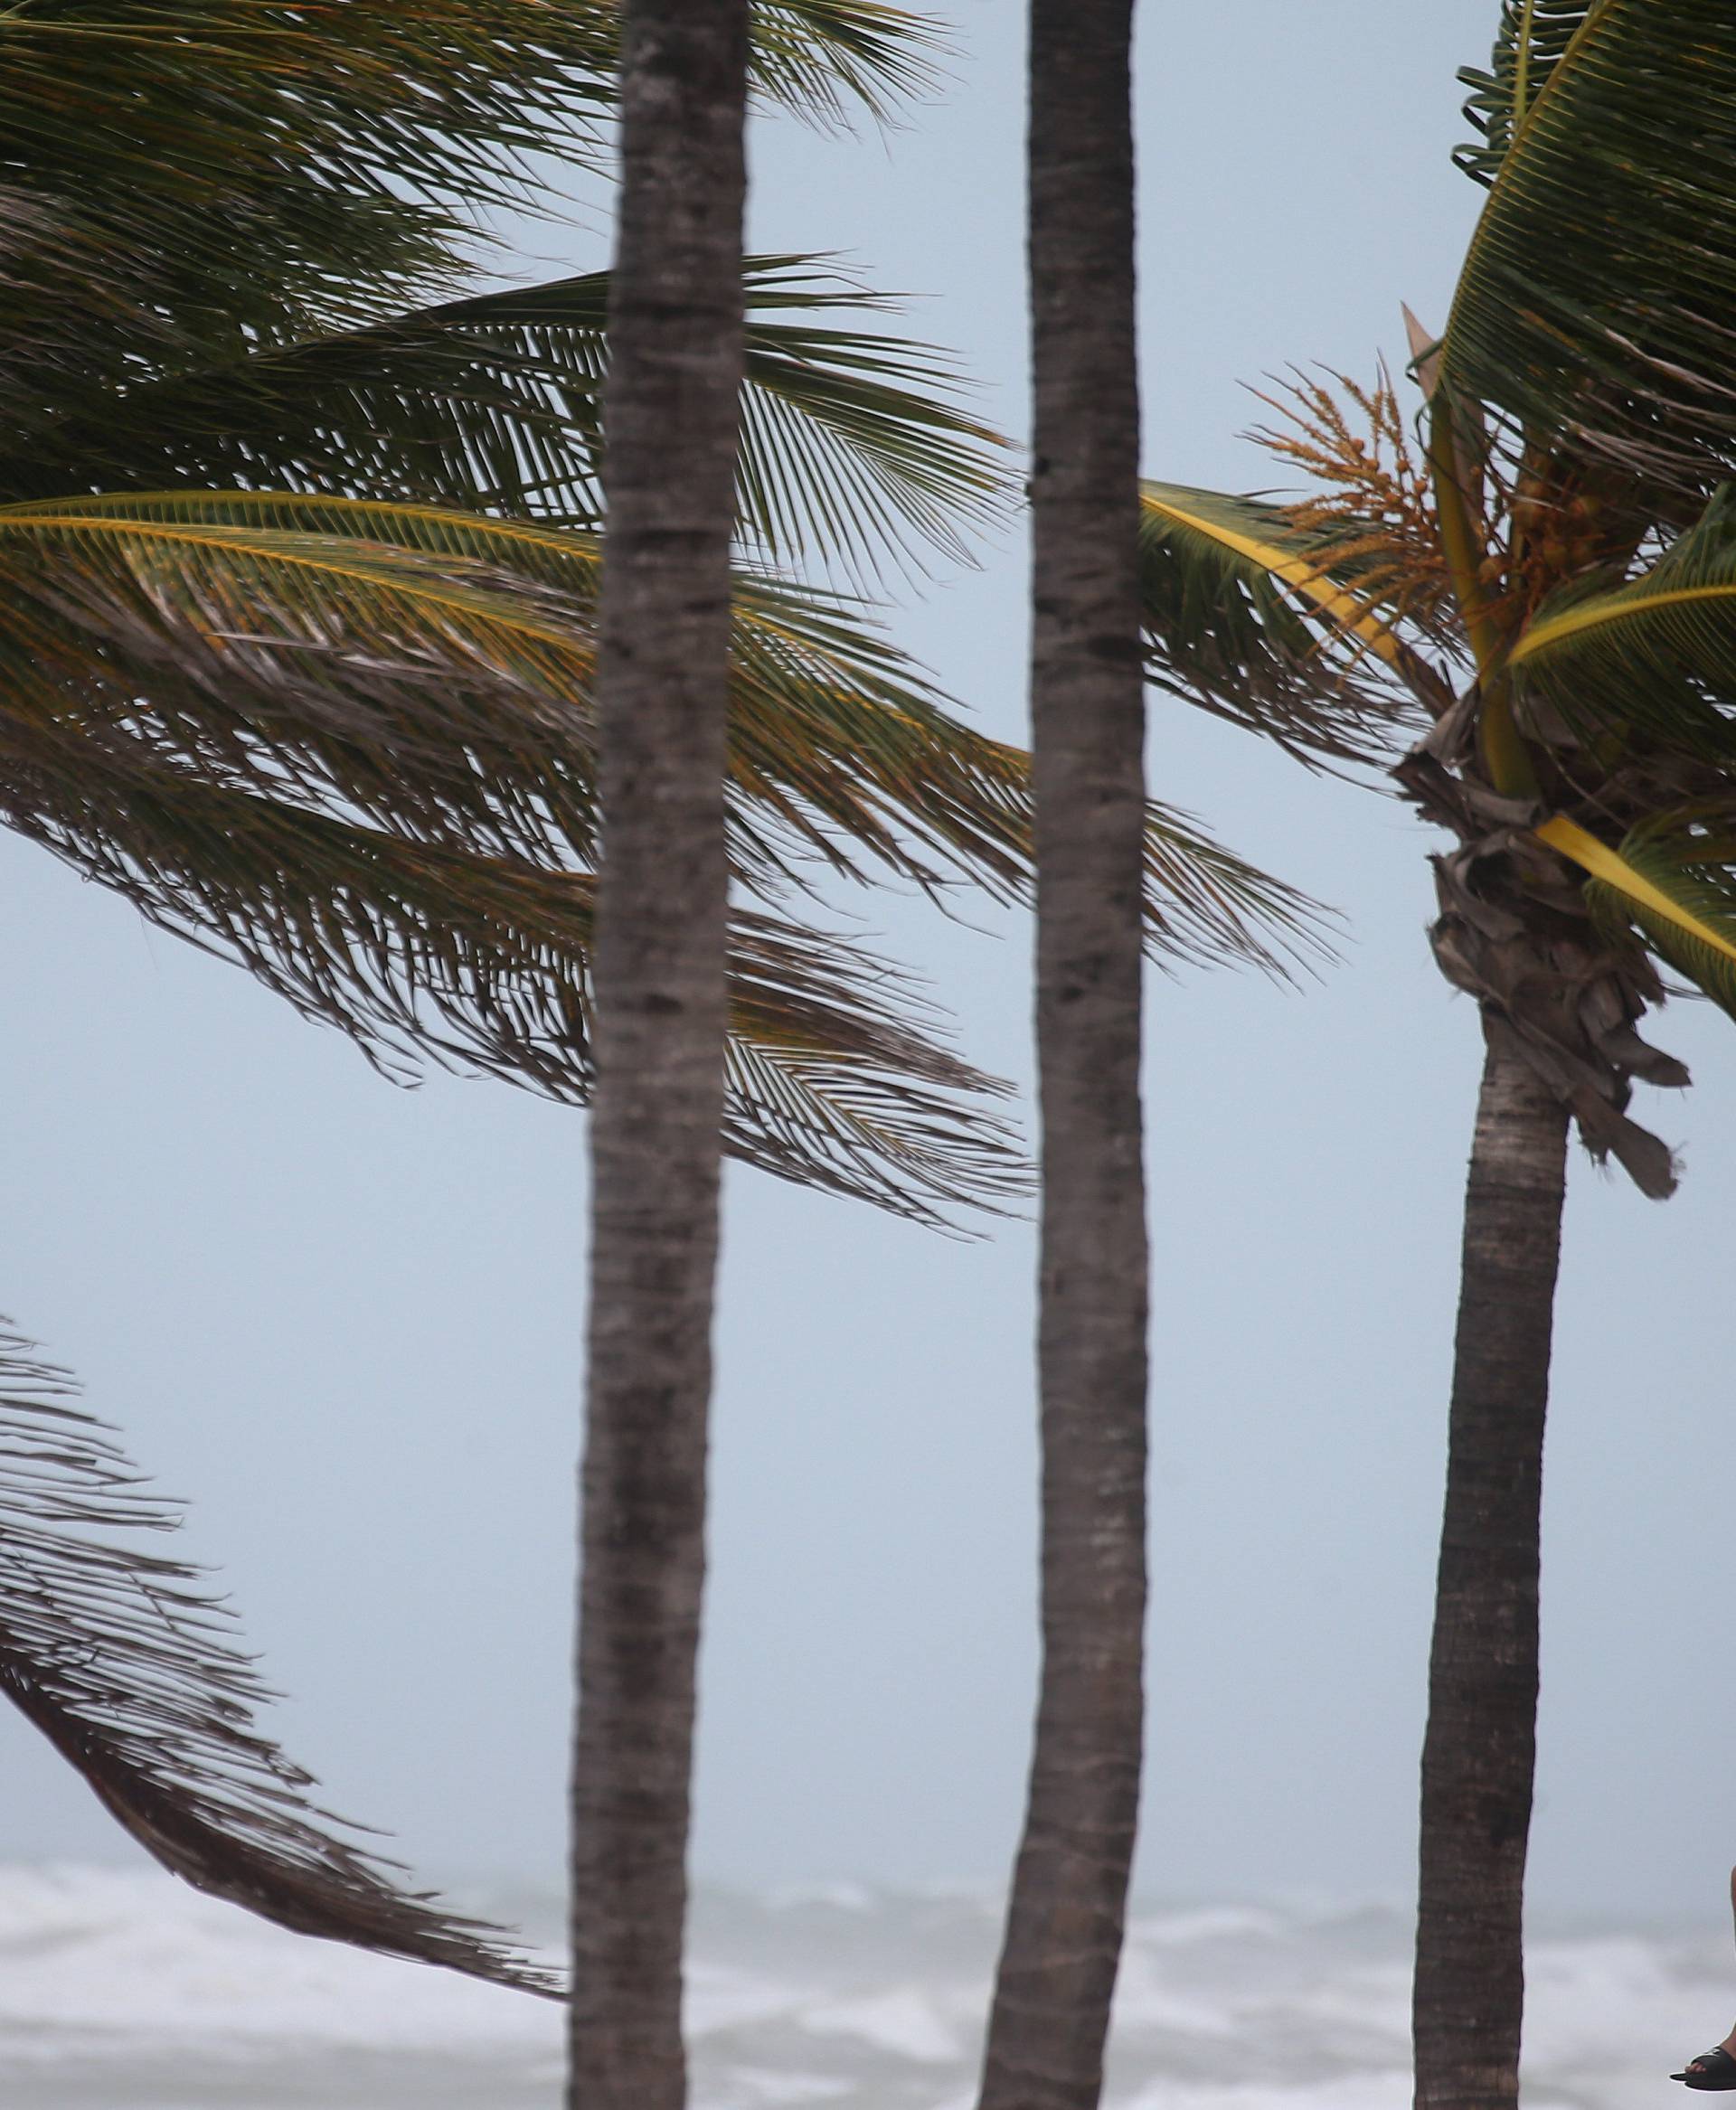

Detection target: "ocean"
[0, 1864, 1722, 2109]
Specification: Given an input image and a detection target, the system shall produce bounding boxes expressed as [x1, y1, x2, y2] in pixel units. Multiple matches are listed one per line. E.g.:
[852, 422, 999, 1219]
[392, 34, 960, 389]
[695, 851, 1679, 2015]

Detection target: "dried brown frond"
[1248, 364, 1459, 651]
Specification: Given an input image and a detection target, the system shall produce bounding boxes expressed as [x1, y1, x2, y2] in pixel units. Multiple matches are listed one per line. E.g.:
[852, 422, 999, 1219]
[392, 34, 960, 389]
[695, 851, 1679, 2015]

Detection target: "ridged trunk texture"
[977, 5, 1148, 2107]
[568, 6, 746, 2108]
[1412, 1022, 1569, 2110]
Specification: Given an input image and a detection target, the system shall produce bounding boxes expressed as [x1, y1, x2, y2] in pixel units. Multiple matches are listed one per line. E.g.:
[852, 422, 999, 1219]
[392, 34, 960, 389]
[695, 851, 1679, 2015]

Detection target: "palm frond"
[1438, 2, 1736, 498]
[719, 909, 1029, 1221]
[0, 3, 938, 402]
[740, 3, 945, 124]
[1508, 485, 1736, 759]
[1137, 481, 1439, 761]
[731, 260, 1011, 580]
[0, 488, 1004, 894]
[0, 1322, 555, 1992]
[0, 495, 604, 867]
[0, 489, 1314, 967]
[0, 186, 220, 445]
[0, 5, 604, 363]
[1139, 800, 1336, 975]
[1545, 809, 1736, 1017]
[0, 678, 1027, 1223]
[1455, 1, 1594, 185]
[14, 260, 1012, 589]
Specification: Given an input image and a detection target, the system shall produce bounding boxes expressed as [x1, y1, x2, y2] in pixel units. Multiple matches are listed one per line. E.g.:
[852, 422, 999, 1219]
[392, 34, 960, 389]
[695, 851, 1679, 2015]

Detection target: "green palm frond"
[0, 495, 604, 865]
[1139, 801, 1335, 975]
[0, 489, 983, 892]
[1438, 3, 1736, 497]
[0, 489, 1008, 894]
[0, 489, 1314, 967]
[14, 260, 1011, 589]
[740, 3, 945, 122]
[0, 5, 604, 365]
[0, 2, 939, 410]
[1566, 810, 1736, 1017]
[1137, 482, 1439, 760]
[732, 261, 1010, 579]
[1455, 1, 1593, 184]
[1508, 485, 1736, 759]
[0, 1322, 555, 1991]
[0, 185, 214, 443]
[0, 714, 1026, 1223]
[1, 485, 1050, 1220]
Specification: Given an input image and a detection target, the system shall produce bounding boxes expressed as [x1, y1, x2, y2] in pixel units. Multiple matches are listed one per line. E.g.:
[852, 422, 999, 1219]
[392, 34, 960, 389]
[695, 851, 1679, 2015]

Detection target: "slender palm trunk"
[568, 8, 746, 2107]
[976, 6, 1148, 2107]
[1412, 1022, 1569, 2110]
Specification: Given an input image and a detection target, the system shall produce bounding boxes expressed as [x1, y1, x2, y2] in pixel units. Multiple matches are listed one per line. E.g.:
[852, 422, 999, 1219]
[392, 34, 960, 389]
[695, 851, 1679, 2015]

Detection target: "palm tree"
[2, 0, 1314, 1983]
[567, 2, 746, 2105]
[976, 6, 1148, 2108]
[1131, 7, 1736, 2105]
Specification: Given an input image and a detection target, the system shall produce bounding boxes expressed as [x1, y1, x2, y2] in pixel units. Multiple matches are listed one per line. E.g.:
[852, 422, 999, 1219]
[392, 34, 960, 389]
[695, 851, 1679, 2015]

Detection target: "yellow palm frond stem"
[1142, 486, 1413, 676]
[1427, 393, 1534, 795]
[1534, 815, 1736, 972]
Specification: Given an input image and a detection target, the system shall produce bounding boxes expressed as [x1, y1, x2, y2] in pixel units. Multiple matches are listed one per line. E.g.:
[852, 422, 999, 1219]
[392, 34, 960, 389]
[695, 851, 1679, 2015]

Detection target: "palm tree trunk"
[1412, 1020, 1570, 2110]
[977, 5, 1148, 2107]
[568, 7, 746, 2108]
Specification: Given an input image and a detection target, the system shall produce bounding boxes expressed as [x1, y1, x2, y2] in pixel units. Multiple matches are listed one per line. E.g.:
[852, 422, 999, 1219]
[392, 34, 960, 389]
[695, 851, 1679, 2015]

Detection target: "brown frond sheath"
[0, 1325, 558, 1997]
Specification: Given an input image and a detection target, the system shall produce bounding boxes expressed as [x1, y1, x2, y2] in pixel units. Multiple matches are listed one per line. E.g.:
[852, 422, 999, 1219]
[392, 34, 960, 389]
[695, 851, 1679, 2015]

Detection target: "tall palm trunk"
[568, 7, 747, 2108]
[977, 5, 1148, 2107]
[1412, 1021, 1569, 2110]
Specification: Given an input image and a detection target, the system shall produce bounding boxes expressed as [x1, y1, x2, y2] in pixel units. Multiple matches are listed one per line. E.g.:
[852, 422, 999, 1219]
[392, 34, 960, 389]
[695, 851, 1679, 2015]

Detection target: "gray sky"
[3, 0, 1734, 1935]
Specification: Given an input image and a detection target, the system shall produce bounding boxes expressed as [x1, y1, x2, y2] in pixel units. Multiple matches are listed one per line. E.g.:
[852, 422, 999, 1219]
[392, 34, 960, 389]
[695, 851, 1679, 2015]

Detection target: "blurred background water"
[0, 1865, 1722, 2110]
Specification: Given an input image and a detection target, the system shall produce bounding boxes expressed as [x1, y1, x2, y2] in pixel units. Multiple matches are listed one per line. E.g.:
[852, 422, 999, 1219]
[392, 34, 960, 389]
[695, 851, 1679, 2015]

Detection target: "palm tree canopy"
[1, 9, 1320, 1228]
[1440, 1, 1736, 508]
[1132, 4, 1736, 1194]
[0, 2, 940, 368]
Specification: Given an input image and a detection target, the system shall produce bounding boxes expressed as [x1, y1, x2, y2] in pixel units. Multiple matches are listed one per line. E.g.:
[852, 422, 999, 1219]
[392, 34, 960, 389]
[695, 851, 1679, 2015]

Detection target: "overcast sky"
[4, 0, 1734, 1937]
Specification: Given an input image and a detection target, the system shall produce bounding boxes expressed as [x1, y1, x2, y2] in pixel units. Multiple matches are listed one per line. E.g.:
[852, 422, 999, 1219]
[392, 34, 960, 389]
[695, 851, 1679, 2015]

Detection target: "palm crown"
[1137, 0, 1736, 1201]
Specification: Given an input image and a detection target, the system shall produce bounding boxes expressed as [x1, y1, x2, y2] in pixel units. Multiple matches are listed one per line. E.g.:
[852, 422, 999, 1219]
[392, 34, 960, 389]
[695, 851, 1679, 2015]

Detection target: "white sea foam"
[0, 1865, 1727, 2108]
[797, 1986, 961, 2063]
[0, 1864, 555, 2058]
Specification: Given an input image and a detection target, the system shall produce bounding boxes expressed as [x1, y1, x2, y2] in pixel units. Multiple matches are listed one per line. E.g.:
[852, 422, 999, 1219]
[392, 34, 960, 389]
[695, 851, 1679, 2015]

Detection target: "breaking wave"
[0, 1864, 1720, 2107]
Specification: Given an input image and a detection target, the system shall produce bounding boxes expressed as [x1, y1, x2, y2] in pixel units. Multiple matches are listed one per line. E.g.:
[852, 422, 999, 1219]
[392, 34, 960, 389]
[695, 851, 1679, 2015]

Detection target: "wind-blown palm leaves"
[0, 0, 1322, 1981]
[1137, 474, 1448, 763]
[1133, 8, 1736, 2105]
[0, 9, 1313, 1222]
[0, 2, 939, 378]
[1439, 0, 1736, 505]
[0, 485, 1307, 1213]
[11, 259, 1011, 590]
[0, 1322, 556, 1992]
